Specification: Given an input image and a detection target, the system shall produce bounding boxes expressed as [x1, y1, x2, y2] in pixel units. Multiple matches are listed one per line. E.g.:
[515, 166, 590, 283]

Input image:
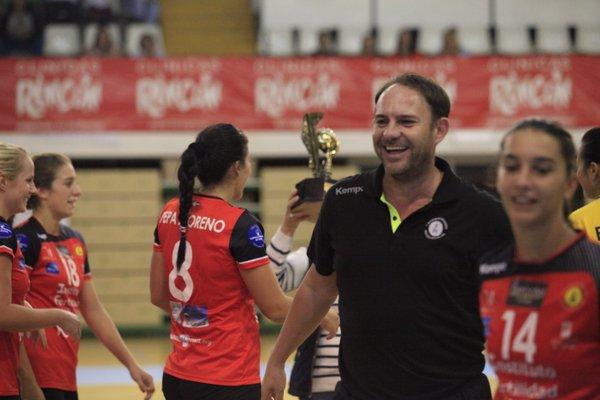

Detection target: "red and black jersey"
[479, 233, 600, 400]
[15, 217, 91, 391]
[154, 195, 269, 386]
[0, 217, 29, 396]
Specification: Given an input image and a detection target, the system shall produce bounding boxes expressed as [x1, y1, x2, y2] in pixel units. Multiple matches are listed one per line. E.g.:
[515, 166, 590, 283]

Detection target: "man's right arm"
[261, 264, 338, 400]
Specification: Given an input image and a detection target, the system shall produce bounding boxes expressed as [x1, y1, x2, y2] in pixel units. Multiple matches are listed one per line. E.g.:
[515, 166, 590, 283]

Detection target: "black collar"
[363, 157, 462, 204]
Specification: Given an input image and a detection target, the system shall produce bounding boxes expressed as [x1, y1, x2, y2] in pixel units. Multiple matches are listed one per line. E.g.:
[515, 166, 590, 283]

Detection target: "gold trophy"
[292, 112, 339, 222]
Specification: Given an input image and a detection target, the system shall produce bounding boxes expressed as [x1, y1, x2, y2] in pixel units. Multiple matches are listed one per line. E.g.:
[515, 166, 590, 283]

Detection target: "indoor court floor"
[77, 336, 497, 399]
[77, 335, 296, 400]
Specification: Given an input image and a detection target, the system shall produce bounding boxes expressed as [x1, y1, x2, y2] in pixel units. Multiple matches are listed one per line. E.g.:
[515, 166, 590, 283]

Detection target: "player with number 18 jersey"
[479, 233, 600, 400]
[153, 194, 269, 386]
[15, 217, 91, 392]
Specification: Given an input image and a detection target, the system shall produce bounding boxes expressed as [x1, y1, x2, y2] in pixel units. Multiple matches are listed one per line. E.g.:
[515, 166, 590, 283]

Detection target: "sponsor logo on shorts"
[424, 217, 447, 239]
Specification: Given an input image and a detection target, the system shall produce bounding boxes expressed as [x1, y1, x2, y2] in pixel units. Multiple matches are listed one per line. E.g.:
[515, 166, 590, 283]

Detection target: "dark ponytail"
[580, 127, 600, 167]
[175, 123, 248, 270]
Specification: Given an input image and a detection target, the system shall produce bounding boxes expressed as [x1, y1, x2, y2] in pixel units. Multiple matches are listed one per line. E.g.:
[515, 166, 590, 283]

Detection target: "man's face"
[372, 84, 442, 180]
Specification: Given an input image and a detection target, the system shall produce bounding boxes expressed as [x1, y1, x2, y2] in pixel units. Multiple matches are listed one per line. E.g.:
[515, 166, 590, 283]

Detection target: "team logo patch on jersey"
[424, 217, 447, 239]
[45, 262, 60, 275]
[75, 246, 84, 257]
[16, 233, 29, 250]
[507, 280, 547, 308]
[563, 286, 584, 308]
[0, 222, 12, 239]
[57, 245, 71, 257]
[247, 224, 264, 248]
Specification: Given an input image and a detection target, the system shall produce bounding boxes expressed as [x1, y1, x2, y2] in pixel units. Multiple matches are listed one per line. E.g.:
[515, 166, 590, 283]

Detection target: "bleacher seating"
[83, 23, 121, 53]
[124, 23, 165, 57]
[496, 26, 534, 55]
[459, 26, 492, 55]
[256, 0, 599, 57]
[43, 24, 81, 56]
[537, 26, 572, 54]
[577, 26, 600, 53]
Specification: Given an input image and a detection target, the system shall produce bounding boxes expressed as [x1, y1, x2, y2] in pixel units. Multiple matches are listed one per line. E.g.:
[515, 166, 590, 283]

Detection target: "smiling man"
[262, 73, 513, 400]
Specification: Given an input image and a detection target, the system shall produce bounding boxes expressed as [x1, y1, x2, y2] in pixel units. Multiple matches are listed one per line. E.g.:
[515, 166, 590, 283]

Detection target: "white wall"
[1, 128, 587, 160]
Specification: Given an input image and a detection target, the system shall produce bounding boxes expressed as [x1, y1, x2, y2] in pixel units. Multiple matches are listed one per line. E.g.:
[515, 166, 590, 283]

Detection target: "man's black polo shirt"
[307, 157, 512, 399]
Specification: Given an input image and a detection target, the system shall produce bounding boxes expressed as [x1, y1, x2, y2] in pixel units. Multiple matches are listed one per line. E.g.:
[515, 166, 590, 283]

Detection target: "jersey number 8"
[169, 240, 194, 303]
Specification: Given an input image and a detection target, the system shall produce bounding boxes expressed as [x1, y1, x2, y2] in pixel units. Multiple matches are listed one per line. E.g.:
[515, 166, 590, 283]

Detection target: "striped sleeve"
[267, 227, 309, 292]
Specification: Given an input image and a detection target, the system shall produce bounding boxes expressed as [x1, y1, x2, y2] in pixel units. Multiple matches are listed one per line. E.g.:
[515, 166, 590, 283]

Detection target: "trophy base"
[292, 177, 325, 207]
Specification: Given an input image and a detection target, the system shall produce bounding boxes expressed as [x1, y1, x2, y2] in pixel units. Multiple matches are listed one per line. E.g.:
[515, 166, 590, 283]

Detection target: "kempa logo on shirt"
[424, 217, 447, 239]
[335, 186, 363, 195]
[480, 262, 508, 275]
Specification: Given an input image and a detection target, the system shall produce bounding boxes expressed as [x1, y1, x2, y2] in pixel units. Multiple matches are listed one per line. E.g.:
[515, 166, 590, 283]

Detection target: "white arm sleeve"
[267, 227, 310, 292]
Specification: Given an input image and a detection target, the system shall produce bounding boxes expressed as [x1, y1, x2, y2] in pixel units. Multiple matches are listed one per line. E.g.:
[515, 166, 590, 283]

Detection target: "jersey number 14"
[501, 310, 539, 363]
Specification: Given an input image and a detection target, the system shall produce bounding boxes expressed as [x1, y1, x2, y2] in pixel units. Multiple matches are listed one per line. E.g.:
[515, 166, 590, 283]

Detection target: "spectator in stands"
[440, 27, 461, 56]
[314, 29, 337, 56]
[43, 0, 81, 23]
[0, 0, 41, 56]
[121, 0, 160, 23]
[86, 24, 120, 56]
[395, 29, 417, 56]
[138, 32, 156, 57]
[84, 0, 113, 23]
[361, 29, 378, 57]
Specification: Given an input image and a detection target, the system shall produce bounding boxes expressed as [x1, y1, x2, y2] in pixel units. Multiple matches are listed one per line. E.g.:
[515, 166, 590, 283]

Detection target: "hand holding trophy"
[292, 112, 339, 222]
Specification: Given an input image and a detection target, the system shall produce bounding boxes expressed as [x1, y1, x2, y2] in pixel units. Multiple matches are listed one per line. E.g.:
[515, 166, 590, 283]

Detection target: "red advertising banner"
[0, 55, 598, 132]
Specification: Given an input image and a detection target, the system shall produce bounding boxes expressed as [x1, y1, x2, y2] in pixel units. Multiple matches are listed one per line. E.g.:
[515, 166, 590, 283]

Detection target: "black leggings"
[41, 388, 79, 400]
[162, 373, 260, 400]
[0, 396, 20, 400]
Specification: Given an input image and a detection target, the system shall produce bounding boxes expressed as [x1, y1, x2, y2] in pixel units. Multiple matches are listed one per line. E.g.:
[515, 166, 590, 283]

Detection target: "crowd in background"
[0, 0, 160, 56]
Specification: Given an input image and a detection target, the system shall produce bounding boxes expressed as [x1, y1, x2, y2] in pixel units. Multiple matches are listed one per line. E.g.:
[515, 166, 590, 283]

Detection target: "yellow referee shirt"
[569, 198, 600, 242]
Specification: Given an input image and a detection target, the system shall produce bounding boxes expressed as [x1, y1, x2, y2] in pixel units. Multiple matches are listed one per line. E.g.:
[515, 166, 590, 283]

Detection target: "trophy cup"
[292, 112, 339, 222]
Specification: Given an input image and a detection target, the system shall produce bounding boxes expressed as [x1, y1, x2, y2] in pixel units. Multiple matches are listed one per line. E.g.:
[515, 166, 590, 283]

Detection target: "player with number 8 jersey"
[479, 120, 600, 400]
[150, 124, 301, 400]
[153, 195, 269, 383]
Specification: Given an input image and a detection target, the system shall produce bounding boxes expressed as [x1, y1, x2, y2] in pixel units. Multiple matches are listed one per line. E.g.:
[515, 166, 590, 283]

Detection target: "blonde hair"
[0, 142, 28, 180]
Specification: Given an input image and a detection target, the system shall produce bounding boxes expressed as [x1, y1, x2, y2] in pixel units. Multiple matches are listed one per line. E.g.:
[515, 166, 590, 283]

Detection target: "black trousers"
[333, 374, 492, 400]
[42, 388, 78, 400]
[162, 372, 261, 400]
